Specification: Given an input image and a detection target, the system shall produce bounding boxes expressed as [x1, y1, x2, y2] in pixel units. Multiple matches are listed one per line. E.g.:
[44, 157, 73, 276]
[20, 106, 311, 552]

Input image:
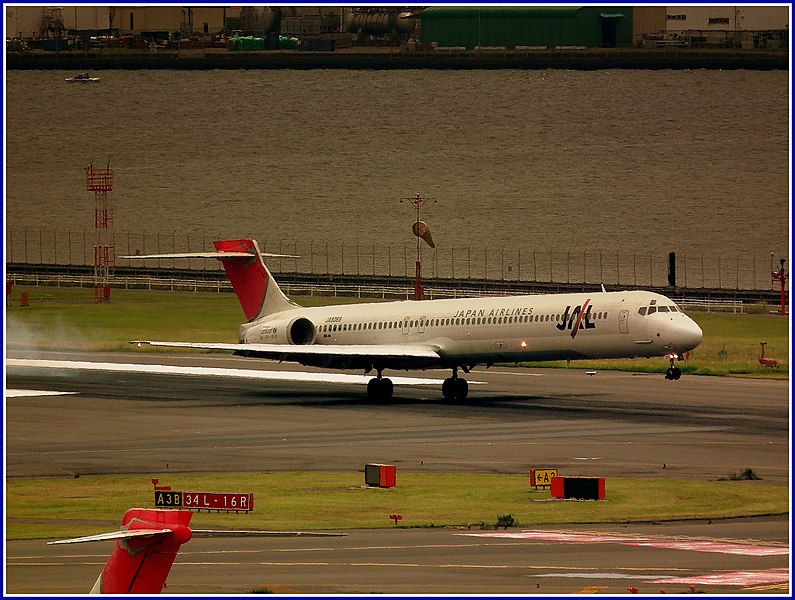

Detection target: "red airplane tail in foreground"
[49, 508, 193, 594]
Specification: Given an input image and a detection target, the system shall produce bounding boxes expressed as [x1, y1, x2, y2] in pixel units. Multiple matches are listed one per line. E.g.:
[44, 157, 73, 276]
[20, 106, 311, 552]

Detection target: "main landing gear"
[367, 369, 394, 401]
[442, 366, 469, 401]
[665, 354, 682, 380]
[366, 366, 471, 402]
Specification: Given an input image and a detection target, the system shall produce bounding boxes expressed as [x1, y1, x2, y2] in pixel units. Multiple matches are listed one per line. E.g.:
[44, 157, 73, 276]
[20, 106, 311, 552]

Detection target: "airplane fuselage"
[239, 290, 702, 370]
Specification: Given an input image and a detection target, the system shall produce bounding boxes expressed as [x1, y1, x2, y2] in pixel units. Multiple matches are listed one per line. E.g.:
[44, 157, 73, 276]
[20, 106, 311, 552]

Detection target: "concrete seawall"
[7, 48, 789, 70]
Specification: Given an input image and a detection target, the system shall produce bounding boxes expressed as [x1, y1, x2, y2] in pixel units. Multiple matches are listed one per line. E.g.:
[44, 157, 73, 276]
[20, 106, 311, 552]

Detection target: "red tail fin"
[213, 239, 297, 321]
[96, 508, 193, 594]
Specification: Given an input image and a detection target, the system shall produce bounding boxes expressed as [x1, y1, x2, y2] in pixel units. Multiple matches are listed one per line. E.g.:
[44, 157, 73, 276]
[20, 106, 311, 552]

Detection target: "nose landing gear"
[665, 354, 682, 380]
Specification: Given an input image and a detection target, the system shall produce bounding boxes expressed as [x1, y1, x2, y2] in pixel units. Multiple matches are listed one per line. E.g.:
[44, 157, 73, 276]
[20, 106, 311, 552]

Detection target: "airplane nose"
[679, 318, 703, 352]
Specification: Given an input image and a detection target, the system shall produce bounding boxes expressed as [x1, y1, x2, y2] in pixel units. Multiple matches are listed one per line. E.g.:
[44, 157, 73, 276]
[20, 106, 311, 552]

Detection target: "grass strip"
[6, 472, 788, 540]
[5, 286, 789, 377]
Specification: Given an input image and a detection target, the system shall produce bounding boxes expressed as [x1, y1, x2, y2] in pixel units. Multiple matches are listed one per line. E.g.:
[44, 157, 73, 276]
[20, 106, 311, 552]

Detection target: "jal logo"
[555, 300, 596, 339]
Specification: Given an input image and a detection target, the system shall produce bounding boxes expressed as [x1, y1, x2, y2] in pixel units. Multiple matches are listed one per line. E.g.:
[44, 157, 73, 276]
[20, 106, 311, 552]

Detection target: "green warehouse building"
[418, 6, 634, 49]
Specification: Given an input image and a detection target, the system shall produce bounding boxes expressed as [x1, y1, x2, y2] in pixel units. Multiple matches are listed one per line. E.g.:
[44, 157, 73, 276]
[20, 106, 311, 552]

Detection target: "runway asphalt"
[4, 350, 791, 594]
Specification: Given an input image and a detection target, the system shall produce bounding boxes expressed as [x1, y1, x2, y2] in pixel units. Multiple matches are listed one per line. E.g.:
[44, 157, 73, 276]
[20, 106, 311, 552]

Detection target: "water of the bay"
[4, 68, 790, 264]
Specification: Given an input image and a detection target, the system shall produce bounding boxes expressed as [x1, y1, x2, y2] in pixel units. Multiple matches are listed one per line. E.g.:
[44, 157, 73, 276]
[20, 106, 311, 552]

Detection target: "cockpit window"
[650, 299, 657, 305]
[669, 306, 679, 312]
[647, 306, 657, 315]
[638, 307, 647, 316]
[658, 306, 670, 313]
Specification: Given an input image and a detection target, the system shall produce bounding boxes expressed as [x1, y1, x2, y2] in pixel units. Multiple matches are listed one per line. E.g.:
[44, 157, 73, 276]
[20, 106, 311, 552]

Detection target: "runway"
[4, 350, 791, 594]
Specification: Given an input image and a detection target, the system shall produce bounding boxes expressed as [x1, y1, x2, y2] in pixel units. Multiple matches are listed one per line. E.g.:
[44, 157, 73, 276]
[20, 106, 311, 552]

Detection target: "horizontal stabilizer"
[120, 251, 299, 260]
[48, 528, 173, 545]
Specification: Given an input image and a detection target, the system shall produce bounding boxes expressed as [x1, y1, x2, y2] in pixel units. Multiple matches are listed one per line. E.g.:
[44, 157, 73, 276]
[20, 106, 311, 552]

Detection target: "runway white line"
[4, 389, 79, 398]
[5, 358, 482, 387]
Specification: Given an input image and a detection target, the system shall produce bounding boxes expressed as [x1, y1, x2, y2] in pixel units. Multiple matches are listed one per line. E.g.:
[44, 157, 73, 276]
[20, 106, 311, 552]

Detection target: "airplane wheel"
[443, 376, 469, 401]
[442, 378, 455, 401]
[454, 377, 469, 400]
[368, 378, 394, 401]
[381, 377, 394, 400]
[665, 367, 674, 380]
[672, 367, 682, 380]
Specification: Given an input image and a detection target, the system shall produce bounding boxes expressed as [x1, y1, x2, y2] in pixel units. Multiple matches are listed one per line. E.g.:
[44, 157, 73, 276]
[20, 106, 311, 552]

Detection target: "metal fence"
[5, 228, 787, 291]
[4, 271, 749, 313]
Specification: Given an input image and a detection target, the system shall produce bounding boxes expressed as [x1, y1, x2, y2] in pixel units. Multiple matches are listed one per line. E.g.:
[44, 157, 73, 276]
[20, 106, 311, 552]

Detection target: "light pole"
[400, 193, 436, 300]
[772, 258, 788, 316]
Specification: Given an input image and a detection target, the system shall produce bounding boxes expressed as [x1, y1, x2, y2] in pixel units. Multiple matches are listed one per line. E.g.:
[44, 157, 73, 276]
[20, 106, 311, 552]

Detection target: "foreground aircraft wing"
[121, 251, 299, 259]
[131, 340, 442, 370]
[48, 528, 173, 545]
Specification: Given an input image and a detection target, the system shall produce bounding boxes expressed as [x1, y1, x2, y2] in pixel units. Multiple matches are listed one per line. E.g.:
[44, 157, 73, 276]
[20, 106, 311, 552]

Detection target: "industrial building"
[417, 6, 635, 49]
[5, 5, 227, 38]
[662, 5, 789, 49]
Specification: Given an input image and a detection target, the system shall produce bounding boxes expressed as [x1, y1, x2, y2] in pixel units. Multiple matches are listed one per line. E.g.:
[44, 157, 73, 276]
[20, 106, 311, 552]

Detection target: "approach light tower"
[85, 161, 114, 303]
[400, 193, 436, 300]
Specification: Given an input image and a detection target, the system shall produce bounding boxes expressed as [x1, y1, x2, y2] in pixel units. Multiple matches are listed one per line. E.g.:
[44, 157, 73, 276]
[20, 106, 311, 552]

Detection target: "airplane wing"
[131, 340, 443, 370]
[120, 251, 299, 259]
[48, 528, 173, 545]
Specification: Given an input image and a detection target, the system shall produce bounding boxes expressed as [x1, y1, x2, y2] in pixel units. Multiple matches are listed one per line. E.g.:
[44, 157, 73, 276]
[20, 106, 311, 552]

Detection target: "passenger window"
[638, 307, 647, 316]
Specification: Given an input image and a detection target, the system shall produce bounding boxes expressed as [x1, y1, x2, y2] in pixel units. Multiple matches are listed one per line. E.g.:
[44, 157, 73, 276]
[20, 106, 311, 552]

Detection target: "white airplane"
[124, 239, 703, 401]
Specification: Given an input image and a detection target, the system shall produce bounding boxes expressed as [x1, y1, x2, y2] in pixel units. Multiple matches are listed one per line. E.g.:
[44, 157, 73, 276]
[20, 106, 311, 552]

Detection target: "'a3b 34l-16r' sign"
[154, 491, 254, 512]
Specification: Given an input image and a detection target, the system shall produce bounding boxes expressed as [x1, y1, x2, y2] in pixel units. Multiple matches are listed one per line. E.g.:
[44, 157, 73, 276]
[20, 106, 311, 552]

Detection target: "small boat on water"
[65, 72, 100, 83]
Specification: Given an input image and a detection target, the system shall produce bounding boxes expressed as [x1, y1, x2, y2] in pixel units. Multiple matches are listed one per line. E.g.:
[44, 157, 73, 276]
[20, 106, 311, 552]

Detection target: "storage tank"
[346, 11, 416, 35]
[239, 6, 277, 33]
